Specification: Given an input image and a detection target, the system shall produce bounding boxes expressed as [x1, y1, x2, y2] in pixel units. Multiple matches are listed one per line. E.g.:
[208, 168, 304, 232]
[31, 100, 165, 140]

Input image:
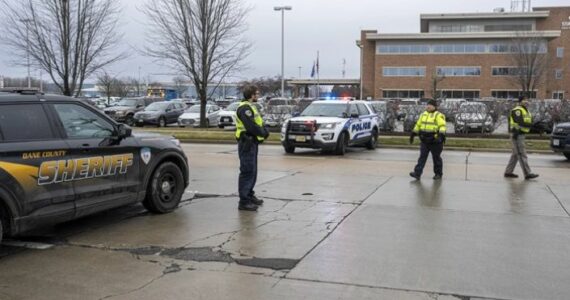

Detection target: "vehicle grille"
[105, 111, 115, 116]
[181, 119, 195, 125]
[289, 122, 313, 133]
[554, 127, 570, 135]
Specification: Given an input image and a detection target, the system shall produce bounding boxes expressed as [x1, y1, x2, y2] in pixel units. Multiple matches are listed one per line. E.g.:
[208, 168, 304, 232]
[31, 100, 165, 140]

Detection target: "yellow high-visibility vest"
[235, 101, 265, 142]
[413, 111, 447, 135]
[509, 106, 532, 134]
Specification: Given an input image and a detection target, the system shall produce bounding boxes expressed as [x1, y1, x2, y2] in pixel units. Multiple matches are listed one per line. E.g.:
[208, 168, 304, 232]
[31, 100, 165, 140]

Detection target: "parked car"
[439, 99, 466, 122]
[134, 101, 186, 127]
[397, 98, 420, 121]
[402, 105, 425, 132]
[454, 102, 495, 133]
[104, 97, 161, 126]
[551, 122, 570, 160]
[0, 90, 189, 243]
[264, 98, 297, 128]
[528, 101, 555, 134]
[293, 98, 316, 115]
[178, 104, 221, 127]
[369, 101, 397, 132]
[217, 102, 264, 129]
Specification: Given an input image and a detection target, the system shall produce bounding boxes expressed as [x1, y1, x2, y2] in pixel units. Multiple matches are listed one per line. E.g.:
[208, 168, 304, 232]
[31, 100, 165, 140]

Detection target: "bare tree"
[431, 70, 446, 99]
[143, 0, 252, 127]
[111, 78, 130, 98]
[0, 0, 125, 96]
[127, 77, 144, 97]
[508, 32, 549, 97]
[96, 71, 115, 104]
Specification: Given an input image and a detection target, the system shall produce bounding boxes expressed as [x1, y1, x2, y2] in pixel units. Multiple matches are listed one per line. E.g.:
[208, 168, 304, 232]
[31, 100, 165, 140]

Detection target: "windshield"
[226, 102, 240, 111]
[145, 102, 170, 111]
[267, 105, 293, 114]
[186, 105, 202, 113]
[268, 100, 289, 106]
[301, 103, 347, 117]
[372, 103, 387, 112]
[116, 99, 138, 107]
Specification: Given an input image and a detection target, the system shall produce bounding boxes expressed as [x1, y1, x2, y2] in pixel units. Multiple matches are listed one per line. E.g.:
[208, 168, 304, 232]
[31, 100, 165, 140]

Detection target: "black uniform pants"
[413, 142, 443, 177]
[238, 138, 258, 204]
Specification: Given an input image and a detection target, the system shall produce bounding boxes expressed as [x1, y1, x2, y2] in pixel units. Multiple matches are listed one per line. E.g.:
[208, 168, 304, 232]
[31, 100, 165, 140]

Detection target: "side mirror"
[350, 113, 359, 119]
[116, 124, 132, 139]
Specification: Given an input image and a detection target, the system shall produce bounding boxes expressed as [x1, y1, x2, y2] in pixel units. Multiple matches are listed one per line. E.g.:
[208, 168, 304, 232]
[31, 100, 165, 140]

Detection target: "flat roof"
[420, 11, 550, 21]
[365, 30, 561, 41]
[287, 79, 360, 85]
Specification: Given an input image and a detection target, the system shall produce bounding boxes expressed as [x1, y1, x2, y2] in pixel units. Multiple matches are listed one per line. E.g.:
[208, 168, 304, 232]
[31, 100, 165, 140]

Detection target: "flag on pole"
[316, 54, 320, 75]
[310, 61, 316, 78]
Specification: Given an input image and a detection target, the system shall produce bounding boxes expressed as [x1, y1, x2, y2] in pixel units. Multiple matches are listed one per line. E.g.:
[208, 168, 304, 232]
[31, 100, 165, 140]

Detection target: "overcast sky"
[1, 0, 569, 83]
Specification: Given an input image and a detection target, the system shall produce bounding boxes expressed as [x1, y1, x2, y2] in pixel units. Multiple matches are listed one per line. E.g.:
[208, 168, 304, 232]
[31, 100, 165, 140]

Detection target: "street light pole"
[274, 6, 292, 98]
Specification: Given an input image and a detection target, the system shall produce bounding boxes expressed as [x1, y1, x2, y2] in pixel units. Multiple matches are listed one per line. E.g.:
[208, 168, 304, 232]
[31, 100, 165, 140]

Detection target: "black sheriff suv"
[0, 90, 189, 243]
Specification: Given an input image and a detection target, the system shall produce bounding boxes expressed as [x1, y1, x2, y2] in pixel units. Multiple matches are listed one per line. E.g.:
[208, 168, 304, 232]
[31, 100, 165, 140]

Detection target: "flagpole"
[317, 51, 321, 99]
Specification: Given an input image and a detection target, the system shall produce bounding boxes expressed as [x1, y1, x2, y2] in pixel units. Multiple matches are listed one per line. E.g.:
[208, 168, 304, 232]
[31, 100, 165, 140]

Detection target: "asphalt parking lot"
[1, 144, 569, 300]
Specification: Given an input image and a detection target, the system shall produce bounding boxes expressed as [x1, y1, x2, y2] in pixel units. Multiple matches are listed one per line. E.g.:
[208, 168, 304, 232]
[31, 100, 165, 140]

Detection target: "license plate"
[553, 139, 560, 146]
[295, 136, 306, 142]
[469, 124, 479, 128]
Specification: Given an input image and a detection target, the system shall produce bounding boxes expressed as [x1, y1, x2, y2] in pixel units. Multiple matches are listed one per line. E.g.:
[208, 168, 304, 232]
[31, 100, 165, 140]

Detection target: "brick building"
[358, 6, 570, 100]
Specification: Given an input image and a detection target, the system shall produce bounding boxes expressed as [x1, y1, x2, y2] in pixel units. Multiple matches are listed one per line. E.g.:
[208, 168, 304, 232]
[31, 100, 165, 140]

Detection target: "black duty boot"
[525, 174, 539, 180]
[238, 202, 258, 211]
[504, 173, 519, 178]
[433, 174, 442, 180]
[250, 195, 264, 206]
[409, 172, 420, 180]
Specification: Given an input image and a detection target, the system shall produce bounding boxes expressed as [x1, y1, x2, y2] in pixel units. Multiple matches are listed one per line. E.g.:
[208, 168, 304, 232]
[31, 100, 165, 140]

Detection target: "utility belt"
[419, 132, 440, 144]
[237, 132, 262, 144]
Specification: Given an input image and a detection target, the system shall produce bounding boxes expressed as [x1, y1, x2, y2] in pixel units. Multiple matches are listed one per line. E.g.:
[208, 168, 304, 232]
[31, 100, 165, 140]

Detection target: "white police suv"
[281, 100, 379, 155]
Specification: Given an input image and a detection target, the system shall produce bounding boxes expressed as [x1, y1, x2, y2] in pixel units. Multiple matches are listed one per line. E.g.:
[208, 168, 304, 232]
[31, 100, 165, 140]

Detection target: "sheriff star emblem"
[245, 110, 253, 117]
[515, 111, 521, 116]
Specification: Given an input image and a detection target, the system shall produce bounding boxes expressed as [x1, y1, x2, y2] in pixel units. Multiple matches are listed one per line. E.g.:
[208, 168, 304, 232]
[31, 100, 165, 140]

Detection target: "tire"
[366, 129, 378, 150]
[158, 117, 167, 128]
[143, 162, 185, 214]
[283, 144, 295, 154]
[564, 153, 570, 161]
[335, 132, 348, 155]
[125, 114, 135, 126]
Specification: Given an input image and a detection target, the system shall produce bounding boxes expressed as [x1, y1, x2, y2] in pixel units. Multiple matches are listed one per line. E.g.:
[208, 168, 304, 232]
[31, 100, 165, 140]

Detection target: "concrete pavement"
[1, 144, 569, 299]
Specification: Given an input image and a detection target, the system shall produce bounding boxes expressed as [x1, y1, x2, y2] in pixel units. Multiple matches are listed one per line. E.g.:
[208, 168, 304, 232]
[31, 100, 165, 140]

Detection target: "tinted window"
[0, 104, 55, 141]
[53, 104, 115, 139]
[356, 104, 370, 115]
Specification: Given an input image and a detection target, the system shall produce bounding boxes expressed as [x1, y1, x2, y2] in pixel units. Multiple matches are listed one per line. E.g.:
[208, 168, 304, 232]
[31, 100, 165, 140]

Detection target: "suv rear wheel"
[366, 129, 378, 150]
[158, 117, 167, 128]
[125, 114, 135, 126]
[143, 162, 185, 214]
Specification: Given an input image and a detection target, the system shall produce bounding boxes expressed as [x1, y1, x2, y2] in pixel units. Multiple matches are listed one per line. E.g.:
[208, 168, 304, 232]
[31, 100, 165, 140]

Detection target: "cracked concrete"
[1, 144, 570, 299]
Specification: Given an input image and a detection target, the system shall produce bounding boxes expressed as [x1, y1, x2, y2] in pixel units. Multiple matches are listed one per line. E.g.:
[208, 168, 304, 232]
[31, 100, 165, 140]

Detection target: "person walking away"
[235, 85, 270, 211]
[409, 99, 447, 180]
[504, 95, 539, 180]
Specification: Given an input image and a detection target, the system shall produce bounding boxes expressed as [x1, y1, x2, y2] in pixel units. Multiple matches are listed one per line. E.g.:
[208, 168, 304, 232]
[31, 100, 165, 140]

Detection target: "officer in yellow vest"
[235, 85, 269, 211]
[504, 95, 539, 180]
[409, 99, 447, 180]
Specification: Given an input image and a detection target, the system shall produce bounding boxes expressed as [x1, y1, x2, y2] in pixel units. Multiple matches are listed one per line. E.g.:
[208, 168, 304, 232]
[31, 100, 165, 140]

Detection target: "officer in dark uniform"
[235, 85, 269, 211]
[504, 95, 539, 180]
[409, 99, 447, 180]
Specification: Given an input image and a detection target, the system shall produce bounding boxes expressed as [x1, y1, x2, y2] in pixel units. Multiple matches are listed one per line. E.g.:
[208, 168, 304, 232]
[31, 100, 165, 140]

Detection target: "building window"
[557, 47, 564, 58]
[382, 90, 424, 98]
[489, 42, 547, 54]
[441, 90, 480, 99]
[433, 43, 486, 53]
[484, 24, 532, 32]
[552, 91, 564, 100]
[555, 69, 563, 80]
[491, 90, 537, 99]
[492, 67, 530, 76]
[382, 67, 426, 77]
[437, 67, 481, 77]
[378, 44, 430, 54]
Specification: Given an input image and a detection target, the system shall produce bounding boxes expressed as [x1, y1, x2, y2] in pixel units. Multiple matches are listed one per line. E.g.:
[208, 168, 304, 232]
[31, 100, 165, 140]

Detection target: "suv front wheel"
[143, 162, 185, 213]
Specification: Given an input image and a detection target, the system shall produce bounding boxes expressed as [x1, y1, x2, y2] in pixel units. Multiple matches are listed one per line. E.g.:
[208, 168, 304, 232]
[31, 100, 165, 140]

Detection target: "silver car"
[178, 104, 221, 127]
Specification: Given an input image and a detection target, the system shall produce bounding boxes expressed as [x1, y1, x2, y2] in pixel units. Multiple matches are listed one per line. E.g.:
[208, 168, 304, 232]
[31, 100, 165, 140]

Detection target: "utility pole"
[21, 18, 32, 88]
[342, 58, 346, 79]
[274, 6, 292, 97]
[298, 66, 302, 78]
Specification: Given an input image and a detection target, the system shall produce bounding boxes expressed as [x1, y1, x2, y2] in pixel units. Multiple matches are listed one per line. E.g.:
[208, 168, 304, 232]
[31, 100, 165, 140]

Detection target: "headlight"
[115, 111, 126, 116]
[318, 122, 337, 130]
